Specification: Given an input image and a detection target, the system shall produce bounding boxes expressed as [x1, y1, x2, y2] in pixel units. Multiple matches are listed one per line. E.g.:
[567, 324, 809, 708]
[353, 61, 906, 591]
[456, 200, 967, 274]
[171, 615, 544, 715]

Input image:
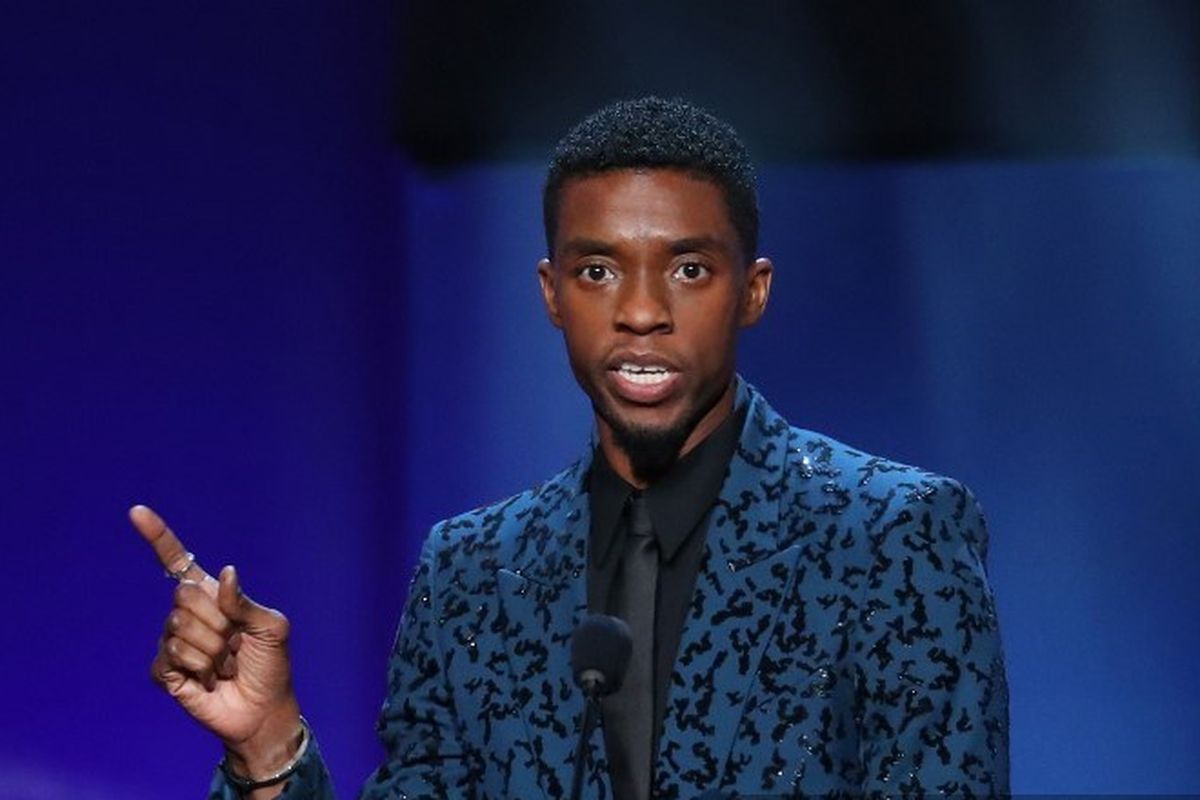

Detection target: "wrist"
[223, 700, 304, 779]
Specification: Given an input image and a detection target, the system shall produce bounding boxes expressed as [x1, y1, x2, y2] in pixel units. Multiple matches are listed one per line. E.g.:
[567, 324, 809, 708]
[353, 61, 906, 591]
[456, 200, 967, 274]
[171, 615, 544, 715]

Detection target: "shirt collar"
[588, 449, 634, 567]
[588, 398, 746, 566]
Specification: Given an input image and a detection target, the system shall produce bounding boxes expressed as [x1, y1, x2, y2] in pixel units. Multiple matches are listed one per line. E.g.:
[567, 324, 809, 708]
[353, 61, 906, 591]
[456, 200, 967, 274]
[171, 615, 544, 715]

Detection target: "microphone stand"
[570, 686, 602, 800]
[569, 616, 630, 800]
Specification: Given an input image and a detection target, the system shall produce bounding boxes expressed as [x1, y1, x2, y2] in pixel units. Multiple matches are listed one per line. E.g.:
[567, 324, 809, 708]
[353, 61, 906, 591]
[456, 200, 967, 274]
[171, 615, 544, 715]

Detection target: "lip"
[604, 350, 681, 372]
[605, 352, 682, 405]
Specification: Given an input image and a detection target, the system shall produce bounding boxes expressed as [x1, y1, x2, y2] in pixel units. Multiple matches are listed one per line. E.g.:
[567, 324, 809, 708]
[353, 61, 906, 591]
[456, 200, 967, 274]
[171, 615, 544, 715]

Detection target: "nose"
[614, 269, 672, 335]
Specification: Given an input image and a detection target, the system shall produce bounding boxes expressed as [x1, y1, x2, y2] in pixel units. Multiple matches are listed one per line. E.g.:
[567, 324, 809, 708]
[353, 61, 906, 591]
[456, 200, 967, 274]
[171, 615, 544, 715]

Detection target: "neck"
[597, 380, 736, 489]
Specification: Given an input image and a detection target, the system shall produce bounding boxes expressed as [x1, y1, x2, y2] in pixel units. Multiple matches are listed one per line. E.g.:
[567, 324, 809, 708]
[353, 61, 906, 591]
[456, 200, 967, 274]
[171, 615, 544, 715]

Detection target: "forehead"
[554, 169, 737, 249]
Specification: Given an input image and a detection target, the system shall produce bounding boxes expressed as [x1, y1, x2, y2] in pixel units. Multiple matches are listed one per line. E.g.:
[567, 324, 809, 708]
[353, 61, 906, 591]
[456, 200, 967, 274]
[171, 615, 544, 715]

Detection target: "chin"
[594, 396, 702, 483]
[611, 421, 691, 483]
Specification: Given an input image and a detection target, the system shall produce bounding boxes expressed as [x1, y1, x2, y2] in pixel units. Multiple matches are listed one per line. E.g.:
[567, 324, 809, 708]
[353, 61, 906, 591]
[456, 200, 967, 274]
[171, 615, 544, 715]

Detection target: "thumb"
[217, 565, 289, 641]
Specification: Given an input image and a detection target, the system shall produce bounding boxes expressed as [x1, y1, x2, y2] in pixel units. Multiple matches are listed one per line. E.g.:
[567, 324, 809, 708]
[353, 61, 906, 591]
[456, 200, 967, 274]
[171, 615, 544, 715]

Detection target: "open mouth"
[614, 363, 674, 386]
[607, 359, 681, 404]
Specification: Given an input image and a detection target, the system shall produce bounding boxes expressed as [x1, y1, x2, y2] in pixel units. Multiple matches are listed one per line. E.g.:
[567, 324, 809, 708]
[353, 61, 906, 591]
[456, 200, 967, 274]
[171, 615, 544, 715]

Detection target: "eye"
[578, 263, 616, 283]
[673, 261, 710, 282]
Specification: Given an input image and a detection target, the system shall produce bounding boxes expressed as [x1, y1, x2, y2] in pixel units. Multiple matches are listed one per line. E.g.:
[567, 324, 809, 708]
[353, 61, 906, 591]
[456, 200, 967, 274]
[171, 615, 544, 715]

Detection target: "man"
[135, 97, 1009, 799]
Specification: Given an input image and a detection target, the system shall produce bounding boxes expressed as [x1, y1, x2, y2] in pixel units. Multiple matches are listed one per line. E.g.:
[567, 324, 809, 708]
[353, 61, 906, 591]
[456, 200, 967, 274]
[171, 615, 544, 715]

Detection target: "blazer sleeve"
[358, 529, 481, 798]
[207, 530, 478, 799]
[855, 477, 1010, 796]
[206, 737, 335, 799]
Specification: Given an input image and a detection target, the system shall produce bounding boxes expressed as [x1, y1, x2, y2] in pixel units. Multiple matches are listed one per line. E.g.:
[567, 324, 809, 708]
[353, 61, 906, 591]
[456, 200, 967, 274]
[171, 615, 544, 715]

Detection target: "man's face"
[538, 169, 772, 476]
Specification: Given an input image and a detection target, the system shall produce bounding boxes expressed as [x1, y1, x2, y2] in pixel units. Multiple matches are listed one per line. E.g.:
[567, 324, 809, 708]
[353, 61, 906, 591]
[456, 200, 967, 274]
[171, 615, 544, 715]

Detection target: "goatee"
[606, 416, 693, 484]
[594, 388, 722, 484]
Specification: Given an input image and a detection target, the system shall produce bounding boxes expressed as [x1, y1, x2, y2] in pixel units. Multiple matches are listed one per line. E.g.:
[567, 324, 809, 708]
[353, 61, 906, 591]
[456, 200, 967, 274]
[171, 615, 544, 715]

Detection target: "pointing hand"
[131, 505, 303, 787]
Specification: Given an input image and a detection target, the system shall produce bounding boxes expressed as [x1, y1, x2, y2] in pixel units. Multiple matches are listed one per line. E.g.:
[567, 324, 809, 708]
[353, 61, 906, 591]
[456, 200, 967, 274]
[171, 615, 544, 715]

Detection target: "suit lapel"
[656, 383, 800, 797]
[497, 455, 606, 800]
[494, 382, 799, 799]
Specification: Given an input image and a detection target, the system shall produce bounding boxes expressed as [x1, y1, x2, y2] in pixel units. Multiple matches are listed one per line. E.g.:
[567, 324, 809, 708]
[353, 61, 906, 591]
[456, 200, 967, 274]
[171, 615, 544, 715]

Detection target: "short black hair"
[543, 97, 758, 263]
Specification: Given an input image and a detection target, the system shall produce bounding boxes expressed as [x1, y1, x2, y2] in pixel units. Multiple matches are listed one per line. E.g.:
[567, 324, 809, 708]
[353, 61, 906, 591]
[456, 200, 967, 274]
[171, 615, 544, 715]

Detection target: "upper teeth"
[618, 364, 671, 385]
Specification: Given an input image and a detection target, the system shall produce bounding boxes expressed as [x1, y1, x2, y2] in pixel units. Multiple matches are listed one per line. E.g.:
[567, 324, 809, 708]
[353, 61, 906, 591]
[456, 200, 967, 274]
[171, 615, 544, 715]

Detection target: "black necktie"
[605, 492, 659, 800]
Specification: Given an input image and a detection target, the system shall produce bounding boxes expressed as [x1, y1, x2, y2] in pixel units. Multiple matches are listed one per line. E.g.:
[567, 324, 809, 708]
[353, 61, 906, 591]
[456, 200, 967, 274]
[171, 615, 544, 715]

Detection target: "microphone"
[571, 613, 632, 698]
[568, 614, 632, 800]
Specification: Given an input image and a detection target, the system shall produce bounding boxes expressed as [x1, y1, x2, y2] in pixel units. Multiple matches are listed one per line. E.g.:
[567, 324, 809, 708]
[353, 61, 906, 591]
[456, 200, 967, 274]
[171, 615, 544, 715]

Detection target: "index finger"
[129, 504, 211, 582]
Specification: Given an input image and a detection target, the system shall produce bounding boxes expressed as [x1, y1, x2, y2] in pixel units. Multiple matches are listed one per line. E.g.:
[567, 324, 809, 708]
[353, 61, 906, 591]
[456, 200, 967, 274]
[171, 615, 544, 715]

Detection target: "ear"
[537, 258, 563, 329]
[739, 257, 773, 327]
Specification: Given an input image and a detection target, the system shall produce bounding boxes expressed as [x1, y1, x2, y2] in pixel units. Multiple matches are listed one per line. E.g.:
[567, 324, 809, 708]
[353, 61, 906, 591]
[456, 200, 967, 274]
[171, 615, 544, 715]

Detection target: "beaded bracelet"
[219, 717, 311, 793]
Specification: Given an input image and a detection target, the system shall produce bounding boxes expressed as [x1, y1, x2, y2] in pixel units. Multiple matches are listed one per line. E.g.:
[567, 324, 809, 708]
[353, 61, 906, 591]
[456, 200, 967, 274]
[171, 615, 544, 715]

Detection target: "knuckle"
[196, 633, 224, 658]
[270, 610, 291, 639]
[177, 647, 201, 669]
[176, 582, 219, 618]
[163, 642, 185, 668]
[173, 582, 193, 604]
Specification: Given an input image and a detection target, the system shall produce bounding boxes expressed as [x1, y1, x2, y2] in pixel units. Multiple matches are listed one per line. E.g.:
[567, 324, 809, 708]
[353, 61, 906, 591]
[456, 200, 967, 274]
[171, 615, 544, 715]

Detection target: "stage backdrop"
[3, 4, 1199, 798]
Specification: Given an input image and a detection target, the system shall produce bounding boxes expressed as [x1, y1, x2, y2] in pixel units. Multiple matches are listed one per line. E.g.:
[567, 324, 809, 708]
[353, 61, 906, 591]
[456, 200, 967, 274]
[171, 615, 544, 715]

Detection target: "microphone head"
[570, 614, 632, 697]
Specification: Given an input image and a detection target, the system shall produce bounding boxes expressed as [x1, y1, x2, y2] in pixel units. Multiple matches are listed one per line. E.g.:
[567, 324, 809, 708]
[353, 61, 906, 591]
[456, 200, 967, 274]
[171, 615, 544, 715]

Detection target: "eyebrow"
[559, 235, 731, 258]
[668, 236, 729, 256]
[559, 238, 616, 257]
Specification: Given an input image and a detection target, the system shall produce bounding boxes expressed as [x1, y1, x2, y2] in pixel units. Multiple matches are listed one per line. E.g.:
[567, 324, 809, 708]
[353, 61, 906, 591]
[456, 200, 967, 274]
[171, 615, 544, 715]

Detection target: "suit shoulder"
[422, 459, 585, 559]
[782, 426, 986, 538]
[786, 426, 977, 500]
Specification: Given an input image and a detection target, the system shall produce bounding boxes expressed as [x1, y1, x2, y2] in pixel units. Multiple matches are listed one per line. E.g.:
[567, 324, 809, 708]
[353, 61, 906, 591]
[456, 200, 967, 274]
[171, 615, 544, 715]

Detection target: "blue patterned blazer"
[212, 381, 1008, 798]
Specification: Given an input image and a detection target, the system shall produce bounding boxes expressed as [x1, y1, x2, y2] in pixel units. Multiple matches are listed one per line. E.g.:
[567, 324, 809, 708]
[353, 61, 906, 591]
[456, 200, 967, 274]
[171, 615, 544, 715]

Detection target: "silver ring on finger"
[165, 552, 197, 582]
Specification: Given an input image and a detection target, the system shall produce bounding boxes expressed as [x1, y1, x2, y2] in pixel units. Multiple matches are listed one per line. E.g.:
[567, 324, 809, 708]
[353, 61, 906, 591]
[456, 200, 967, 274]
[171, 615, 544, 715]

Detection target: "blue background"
[3, 4, 1198, 797]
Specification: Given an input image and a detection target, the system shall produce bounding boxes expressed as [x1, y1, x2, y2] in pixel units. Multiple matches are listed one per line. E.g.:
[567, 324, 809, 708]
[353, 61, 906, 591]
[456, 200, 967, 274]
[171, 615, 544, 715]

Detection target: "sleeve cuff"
[207, 733, 333, 799]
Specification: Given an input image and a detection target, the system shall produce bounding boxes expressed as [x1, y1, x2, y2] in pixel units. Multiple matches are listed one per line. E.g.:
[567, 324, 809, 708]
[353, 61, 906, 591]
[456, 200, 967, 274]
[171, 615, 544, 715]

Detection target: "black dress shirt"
[586, 401, 746, 792]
